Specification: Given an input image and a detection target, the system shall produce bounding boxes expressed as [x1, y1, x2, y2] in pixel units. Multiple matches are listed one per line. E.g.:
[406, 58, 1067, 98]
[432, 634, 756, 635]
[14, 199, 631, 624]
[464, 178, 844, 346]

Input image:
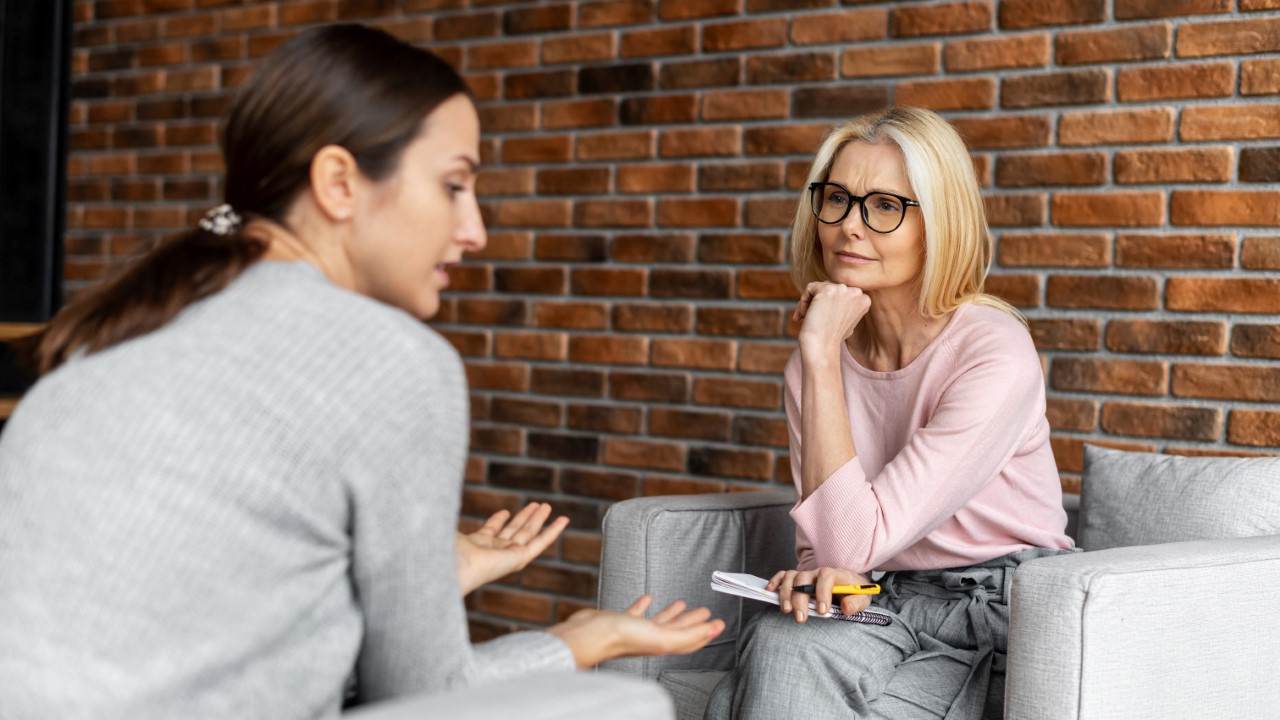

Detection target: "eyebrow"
[824, 180, 913, 198]
[450, 155, 479, 173]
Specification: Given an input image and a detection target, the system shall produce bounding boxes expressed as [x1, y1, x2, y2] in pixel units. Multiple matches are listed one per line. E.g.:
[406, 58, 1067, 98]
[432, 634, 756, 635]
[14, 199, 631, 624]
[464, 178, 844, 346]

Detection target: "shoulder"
[940, 303, 1040, 381]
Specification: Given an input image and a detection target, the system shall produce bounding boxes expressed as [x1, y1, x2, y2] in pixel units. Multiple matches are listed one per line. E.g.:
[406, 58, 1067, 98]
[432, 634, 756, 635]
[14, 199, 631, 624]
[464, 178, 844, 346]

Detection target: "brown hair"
[28, 24, 470, 373]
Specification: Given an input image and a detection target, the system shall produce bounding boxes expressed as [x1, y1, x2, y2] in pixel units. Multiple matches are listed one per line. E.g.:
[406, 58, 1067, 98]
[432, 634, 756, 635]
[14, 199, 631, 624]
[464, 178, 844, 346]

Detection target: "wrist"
[798, 336, 842, 368]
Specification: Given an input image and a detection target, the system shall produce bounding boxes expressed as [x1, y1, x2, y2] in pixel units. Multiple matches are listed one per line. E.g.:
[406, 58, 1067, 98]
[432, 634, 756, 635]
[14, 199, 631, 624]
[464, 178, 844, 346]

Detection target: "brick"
[612, 233, 696, 263]
[477, 168, 535, 197]
[542, 99, 616, 130]
[659, 57, 741, 90]
[696, 307, 782, 337]
[1051, 437, 1156, 476]
[466, 362, 530, 392]
[1242, 237, 1280, 269]
[617, 163, 696, 193]
[280, 1, 336, 25]
[999, 0, 1104, 29]
[651, 268, 733, 298]
[1166, 277, 1280, 313]
[895, 76, 998, 111]
[471, 426, 525, 455]
[1046, 398, 1098, 431]
[999, 233, 1109, 267]
[468, 40, 538, 70]
[701, 89, 789, 121]
[643, 476, 728, 496]
[743, 197, 794, 229]
[1106, 319, 1227, 355]
[1115, 233, 1236, 269]
[491, 397, 562, 427]
[475, 588, 553, 623]
[952, 116, 1051, 150]
[603, 438, 686, 471]
[494, 267, 567, 294]
[494, 331, 567, 361]
[536, 168, 610, 196]
[577, 130, 654, 160]
[738, 269, 799, 300]
[945, 34, 1049, 72]
[1177, 16, 1280, 57]
[620, 25, 695, 57]
[458, 298, 528, 326]
[1057, 23, 1171, 65]
[561, 467, 639, 501]
[504, 70, 575, 100]
[503, 4, 572, 35]
[466, 73, 501, 103]
[748, 52, 836, 84]
[694, 376, 782, 410]
[566, 403, 643, 434]
[1173, 364, 1280, 402]
[842, 44, 940, 78]
[1028, 318, 1101, 351]
[1241, 59, 1280, 96]
[494, 200, 572, 228]
[580, 0, 655, 28]
[574, 199, 653, 228]
[528, 432, 600, 464]
[794, 85, 890, 119]
[1232, 324, 1280, 359]
[477, 106, 537, 134]
[703, 18, 787, 51]
[698, 162, 784, 193]
[435, 12, 498, 40]
[580, 63, 654, 94]
[688, 445, 773, 480]
[1059, 108, 1175, 146]
[659, 0, 739, 20]
[1241, 148, 1280, 183]
[984, 194, 1047, 226]
[1117, 62, 1233, 102]
[1243, 0, 1280, 8]
[1228, 410, 1280, 448]
[1046, 275, 1159, 310]
[652, 338, 737, 369]
[984, 274, 1041, 307]
[791, 9, 887, 44]
[612, 303, 693, 332]
[503, 136, 573, 165]
[570, 335, 649, 365]
[1051, 358, 1168, 395]
[699, 233, 784, 264]
[1052, 192, 1164, 227]
[1172, 190, 1280, 227]
[1002, 69, 1109, 108]
[737, 342, 792, 375]
[660, 127, 740, 158]
[744, 124, 827, 156]
[571, 267, 647, 296]
[1120, 0, 1231, 18]
[1101, 402, 1222, 440]
[657, 198, 738, 228]
[531, 367, 606, 397]
[995, 152, 1106, 187]
[533, 301, 608, 329]
[520, 564, 598, 598]
[1181, 105, 1280, 141]
[649, 408, 733, 442]
[891, 2, 992, 37]
[1114, 147, 1233, 185]
[620, 95, 698, 125]
[445, 265, 491, 293]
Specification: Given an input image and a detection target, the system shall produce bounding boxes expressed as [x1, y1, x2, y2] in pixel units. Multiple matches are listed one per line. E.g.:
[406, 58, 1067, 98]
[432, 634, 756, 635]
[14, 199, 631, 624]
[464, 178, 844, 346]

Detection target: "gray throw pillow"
[1079, 445, 1280, 552]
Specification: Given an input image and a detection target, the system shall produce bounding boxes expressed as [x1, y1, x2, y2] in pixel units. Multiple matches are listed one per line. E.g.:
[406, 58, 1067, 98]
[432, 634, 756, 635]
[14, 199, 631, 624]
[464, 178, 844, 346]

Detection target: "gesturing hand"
[456, 502, 569, 595]
[767, 566, 874, 623]
[793, 281, 871, 355]
[549, 595, 725, 669]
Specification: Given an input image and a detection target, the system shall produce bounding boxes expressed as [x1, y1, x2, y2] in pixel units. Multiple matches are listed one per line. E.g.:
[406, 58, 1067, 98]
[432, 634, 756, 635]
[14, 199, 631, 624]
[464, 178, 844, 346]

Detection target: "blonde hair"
[789, 106, 1023, 325]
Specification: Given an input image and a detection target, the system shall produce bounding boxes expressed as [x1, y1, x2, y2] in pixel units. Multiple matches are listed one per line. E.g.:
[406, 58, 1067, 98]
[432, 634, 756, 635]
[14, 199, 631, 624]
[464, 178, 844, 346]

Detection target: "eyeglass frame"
[807, 181, 921, 234]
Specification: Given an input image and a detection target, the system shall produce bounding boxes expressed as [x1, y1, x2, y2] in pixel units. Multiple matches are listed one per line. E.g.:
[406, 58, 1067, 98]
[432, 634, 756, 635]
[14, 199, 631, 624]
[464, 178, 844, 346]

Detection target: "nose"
[840, 198, 868, 236]
[456, 194, 487, 252]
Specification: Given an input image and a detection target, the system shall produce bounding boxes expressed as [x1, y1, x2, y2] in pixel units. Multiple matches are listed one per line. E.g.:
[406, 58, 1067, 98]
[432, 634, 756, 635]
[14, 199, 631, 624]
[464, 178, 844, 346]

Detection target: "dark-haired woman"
[0, 24, 721, 718]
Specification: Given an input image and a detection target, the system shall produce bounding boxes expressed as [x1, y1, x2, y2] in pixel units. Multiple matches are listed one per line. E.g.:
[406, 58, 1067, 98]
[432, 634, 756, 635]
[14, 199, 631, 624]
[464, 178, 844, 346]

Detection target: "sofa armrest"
[1006, 534, 1280, 720]
[343, 671, 672, 720]
[597, 489, 797, 680]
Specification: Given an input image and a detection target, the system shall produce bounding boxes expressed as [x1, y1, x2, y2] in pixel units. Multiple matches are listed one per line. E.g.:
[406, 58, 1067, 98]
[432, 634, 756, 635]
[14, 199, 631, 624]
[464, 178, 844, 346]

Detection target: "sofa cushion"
[658, 670, 727, 720]
[1080, 445, 1280, 551]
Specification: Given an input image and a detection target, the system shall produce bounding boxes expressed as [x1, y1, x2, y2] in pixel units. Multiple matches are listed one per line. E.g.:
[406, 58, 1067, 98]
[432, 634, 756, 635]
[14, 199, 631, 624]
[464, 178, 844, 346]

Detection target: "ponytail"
[27, 224, 266, 374]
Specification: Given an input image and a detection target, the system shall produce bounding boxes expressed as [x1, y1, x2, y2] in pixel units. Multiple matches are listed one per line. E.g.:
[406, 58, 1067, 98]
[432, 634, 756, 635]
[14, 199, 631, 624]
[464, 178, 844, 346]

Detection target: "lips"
[835, 251, 876, 263]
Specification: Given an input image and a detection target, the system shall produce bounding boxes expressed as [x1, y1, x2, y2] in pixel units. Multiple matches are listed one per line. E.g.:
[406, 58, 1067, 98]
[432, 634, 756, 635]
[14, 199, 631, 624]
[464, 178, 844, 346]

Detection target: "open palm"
[456, 502, 569, 594]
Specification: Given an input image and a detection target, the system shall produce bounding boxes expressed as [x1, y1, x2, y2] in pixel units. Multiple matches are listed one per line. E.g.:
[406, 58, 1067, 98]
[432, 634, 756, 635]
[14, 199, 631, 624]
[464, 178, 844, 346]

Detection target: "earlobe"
[310, 144, 359, 223]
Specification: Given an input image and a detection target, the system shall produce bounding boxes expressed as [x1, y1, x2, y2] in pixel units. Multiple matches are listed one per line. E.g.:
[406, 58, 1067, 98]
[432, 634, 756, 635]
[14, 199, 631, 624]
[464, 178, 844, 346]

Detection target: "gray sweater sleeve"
[341, 327, 575, 702]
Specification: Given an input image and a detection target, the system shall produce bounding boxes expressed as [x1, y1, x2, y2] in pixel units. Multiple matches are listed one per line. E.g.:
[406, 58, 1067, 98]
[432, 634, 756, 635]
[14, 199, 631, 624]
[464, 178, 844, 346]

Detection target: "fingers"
[840, 594, 872, 616]
[650, 600, 687, 624]
[774, 569, 799, 613]
[815, 571, 835, 616]
[625, 595, 654, 617]
[498, 502, 551, 542]
[518, 515, 569, 563]
[478, 509, 510, 536]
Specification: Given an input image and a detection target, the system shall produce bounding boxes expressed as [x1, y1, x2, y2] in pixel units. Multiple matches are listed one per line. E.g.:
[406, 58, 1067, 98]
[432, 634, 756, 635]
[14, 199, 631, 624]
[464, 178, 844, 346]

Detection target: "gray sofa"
[598, 446, 1280, 719]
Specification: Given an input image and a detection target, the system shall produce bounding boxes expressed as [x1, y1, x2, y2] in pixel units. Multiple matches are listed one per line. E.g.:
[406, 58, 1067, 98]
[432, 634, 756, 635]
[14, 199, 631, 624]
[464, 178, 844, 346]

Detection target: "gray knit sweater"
[0, 261, 574, 719]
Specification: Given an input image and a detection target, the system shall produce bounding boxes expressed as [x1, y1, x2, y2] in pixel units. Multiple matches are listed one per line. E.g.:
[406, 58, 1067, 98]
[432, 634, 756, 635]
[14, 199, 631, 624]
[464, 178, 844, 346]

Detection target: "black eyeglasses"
[808, 182, 921, 234]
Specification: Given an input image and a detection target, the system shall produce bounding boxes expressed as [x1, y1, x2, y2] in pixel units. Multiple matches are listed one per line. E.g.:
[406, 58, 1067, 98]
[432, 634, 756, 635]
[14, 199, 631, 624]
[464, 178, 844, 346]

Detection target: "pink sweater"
[785, 302, 1073, 574]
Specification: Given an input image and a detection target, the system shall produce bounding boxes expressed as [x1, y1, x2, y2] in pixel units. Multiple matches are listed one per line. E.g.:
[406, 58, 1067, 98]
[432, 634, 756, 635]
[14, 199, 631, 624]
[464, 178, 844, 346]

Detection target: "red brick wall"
[68, 0, 1280, 635]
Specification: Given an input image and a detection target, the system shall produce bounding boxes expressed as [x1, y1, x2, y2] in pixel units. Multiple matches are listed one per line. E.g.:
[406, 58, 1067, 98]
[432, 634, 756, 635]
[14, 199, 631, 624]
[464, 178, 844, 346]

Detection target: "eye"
[445, 182, 465, 197]
[874, 196, 901, 213]
[828, 191, 850, 207]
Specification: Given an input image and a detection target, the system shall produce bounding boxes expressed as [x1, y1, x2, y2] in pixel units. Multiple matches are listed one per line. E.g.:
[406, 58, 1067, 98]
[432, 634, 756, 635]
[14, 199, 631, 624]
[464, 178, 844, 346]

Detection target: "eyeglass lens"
[810, 184, 907, 233]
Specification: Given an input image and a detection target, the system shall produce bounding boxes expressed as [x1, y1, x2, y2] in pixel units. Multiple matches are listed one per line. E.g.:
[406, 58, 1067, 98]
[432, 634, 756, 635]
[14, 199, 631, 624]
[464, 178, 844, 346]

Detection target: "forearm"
[799, 342, 857, 499]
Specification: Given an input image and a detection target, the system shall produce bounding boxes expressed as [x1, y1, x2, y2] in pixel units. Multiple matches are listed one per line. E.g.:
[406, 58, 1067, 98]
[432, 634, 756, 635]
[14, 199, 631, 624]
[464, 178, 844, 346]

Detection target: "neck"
[248, 213, 355, 293]
[848, 287, 951, 372]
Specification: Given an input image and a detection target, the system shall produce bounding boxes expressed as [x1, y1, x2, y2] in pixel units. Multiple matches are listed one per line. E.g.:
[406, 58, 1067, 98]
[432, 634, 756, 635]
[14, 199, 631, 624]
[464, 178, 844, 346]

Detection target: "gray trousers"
[704, 548, 1072, 720]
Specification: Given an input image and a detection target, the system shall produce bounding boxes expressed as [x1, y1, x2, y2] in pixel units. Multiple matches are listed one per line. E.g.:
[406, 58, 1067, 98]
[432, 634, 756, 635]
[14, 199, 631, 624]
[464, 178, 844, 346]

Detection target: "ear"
[309, 144, 361, 223]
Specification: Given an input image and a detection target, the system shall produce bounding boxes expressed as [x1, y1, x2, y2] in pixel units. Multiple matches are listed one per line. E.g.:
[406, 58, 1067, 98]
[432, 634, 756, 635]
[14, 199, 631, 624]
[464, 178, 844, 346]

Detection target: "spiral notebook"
[710, 571, 892, 626]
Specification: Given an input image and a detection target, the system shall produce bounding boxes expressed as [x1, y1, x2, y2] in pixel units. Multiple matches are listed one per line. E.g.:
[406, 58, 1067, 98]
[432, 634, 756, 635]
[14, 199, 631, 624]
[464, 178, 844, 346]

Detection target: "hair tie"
[198, 203, 243, 236]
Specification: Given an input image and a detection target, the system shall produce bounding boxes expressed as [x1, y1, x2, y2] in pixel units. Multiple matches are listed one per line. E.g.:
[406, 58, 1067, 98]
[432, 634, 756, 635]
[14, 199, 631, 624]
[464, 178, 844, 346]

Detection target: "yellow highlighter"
[790, 583, 881, 595]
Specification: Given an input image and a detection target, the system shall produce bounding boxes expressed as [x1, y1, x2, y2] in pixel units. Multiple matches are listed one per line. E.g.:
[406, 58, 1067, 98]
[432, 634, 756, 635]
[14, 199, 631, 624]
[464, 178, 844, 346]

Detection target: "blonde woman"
[705, 107, 1074, 720]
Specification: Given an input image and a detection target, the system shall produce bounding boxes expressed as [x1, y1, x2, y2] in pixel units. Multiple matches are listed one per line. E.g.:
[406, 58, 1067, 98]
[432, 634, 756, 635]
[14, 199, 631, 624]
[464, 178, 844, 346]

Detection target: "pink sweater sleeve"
[784, 328, 1046, 574]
